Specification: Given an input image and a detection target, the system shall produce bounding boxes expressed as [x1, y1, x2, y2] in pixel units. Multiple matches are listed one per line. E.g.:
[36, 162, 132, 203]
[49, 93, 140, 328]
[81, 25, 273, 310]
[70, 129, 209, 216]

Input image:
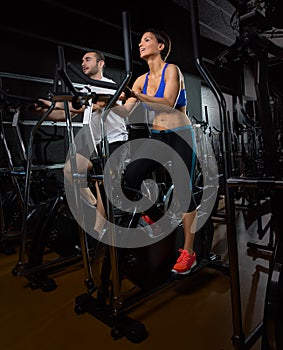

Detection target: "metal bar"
[227, 177, 283, 189]
[188, 0, 246, 348]
[57, 45, 95, 291]
[17, 103, 57, 268]
[106, 10, 133, 317]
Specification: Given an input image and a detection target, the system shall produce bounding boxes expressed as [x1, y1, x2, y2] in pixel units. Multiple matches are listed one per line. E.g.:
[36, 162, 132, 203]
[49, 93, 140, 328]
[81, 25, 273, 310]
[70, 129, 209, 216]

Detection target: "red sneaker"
[172, 249, 197, 274]
[141, 215, 155, 225]
[141, 215, 161, 236]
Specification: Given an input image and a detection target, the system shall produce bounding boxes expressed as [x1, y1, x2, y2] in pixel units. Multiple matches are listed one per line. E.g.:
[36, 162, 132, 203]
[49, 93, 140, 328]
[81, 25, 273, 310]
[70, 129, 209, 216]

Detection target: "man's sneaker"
[171, 249, 197, 275]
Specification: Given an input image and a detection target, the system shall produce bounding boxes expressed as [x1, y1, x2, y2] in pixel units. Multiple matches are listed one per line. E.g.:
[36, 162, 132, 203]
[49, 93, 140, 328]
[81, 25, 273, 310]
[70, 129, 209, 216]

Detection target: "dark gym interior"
[1, 1, 283, 349]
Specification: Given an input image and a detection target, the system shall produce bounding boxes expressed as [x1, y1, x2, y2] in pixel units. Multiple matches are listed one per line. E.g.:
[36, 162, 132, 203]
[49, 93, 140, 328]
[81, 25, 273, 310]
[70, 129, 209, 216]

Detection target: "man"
[36, 50, 129, 233]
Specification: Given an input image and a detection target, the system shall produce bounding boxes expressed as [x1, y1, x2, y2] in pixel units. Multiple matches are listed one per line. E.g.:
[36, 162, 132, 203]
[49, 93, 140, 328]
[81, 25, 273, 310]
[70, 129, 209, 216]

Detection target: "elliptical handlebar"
[0, 87, 45, 110]
[66, 10, 132, 107]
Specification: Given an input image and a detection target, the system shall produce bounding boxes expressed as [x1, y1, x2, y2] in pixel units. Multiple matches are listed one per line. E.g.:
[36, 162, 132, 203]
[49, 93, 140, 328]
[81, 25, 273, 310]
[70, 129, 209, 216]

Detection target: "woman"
[118, 28, 198, 275]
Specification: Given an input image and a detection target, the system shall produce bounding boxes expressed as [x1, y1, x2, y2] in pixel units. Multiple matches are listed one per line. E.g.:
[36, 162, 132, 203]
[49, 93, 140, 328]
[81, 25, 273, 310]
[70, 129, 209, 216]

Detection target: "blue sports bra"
[142, 63, 187, 108]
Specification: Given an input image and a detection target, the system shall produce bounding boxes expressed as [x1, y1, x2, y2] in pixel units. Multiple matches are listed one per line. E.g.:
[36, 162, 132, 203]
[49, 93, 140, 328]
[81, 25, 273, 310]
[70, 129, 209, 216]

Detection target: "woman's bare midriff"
[152, 108, 191, 130]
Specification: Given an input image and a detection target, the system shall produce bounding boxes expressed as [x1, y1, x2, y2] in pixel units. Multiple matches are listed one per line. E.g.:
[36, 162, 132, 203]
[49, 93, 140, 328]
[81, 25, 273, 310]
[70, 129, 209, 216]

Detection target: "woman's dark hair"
[144, 28, 172, 61]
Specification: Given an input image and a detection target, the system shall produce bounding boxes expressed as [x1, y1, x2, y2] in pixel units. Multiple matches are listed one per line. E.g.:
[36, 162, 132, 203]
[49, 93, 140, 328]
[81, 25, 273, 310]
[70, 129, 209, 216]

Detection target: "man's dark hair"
[93, 50, 105, 62]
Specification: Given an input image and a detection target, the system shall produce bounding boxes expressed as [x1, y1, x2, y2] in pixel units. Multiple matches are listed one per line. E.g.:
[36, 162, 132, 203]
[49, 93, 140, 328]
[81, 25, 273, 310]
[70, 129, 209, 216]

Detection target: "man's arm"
[34, 99, 104, 121]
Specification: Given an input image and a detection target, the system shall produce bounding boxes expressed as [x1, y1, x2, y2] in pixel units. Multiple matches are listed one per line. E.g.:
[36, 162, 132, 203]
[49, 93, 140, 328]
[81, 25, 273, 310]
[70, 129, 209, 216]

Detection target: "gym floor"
[0, 201, 272, 350]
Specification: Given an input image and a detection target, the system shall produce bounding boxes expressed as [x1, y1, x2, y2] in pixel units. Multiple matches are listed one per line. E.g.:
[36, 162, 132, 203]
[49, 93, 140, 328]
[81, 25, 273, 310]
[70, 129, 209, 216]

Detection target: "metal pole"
[188, 0, 245, 347]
